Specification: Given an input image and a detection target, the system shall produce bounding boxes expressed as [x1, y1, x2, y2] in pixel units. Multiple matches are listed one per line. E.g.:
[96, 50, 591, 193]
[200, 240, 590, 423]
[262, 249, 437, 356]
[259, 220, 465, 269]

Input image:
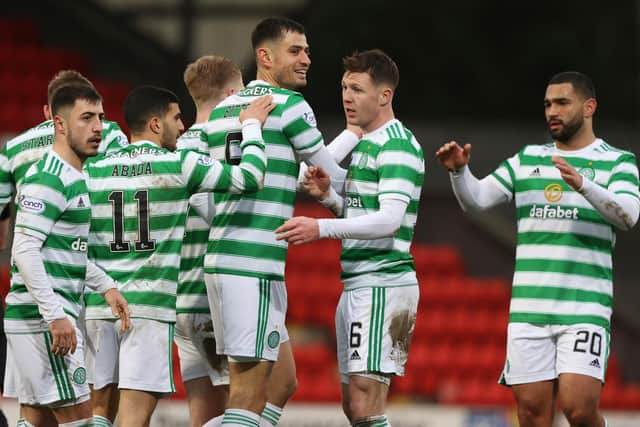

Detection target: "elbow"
[384, 221, 403, 237]
[619, 213, 639, 231]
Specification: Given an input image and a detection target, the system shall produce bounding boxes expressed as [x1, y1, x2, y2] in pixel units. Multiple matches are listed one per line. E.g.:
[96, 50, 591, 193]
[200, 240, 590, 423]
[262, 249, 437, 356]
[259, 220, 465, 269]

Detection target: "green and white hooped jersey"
[488, 139, 640, 330]
[4, 151, 91, 333]
[340, 119, 424, 291]
[176, 124, 211, 313]
[201, 80, 324, 281]
[0, 119, 128, 210]
[85, 139, 266, 322]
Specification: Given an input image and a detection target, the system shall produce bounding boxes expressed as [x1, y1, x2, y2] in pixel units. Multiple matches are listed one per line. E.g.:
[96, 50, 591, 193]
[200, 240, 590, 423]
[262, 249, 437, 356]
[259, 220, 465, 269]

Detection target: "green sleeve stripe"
[491, 171, 512, 193]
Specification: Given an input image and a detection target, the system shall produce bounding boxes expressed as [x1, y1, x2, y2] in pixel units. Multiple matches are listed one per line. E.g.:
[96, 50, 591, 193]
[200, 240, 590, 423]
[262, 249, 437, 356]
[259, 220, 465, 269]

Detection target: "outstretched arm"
[188, 95, 275, 194]
[275, 197, 407, 245]
[437, 141, 510, 211]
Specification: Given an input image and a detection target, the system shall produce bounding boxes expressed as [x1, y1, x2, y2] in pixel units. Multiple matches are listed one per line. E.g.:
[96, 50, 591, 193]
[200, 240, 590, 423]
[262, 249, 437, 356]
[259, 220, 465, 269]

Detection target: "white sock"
[17, 419, 35, 427]
[93, 415, 113, 427]
[260, 402, 283, 426]
[202, 415, 223, 427]
[59, 418, 94, 427]
[603, 417, 608, 427]
[221, 409, 260, 427]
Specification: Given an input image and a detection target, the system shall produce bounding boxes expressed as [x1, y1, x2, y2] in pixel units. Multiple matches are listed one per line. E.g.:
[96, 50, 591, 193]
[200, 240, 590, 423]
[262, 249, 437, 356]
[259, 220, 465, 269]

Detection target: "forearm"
[303, 146, 348, 193]
[12, 231, 66, 323]
[318, 186, 345, 217]
[317, 198, 407, 239]
[297, 129, 359, 189]
[580, 178, 640, 230]
[85, 259, 117, 294]
[326, 129, 360, 163]
[450, 165, 510, 211]
[235, 118, 267, 192]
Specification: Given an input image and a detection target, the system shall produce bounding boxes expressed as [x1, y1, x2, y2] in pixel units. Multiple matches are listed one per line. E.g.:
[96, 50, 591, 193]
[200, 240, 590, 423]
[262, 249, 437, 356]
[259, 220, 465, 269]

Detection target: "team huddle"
[0, 15, 638, 427]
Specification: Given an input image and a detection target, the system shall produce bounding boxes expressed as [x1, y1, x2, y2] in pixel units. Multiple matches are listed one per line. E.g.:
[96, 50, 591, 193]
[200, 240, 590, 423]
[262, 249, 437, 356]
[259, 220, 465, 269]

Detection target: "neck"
[362, 109, 395, 134]
[131, 132, 162, 147]
[555, 126, 596, 151]
[195, 100, 222, 124]
[256, 69, 281, 88]
[52, 137, 83, 171]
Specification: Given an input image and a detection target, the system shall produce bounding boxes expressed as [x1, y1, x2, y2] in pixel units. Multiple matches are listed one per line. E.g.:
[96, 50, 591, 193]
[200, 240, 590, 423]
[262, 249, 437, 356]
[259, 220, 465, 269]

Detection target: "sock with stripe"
[93, 415, 113, 427]
[352, 415, 391, 427]
[221, 409, 260, 427]
[59, 418, 94, 427]
[17, 419, 35, 427]
[203, 415, 223, 427]
[260, 402, 283, 426]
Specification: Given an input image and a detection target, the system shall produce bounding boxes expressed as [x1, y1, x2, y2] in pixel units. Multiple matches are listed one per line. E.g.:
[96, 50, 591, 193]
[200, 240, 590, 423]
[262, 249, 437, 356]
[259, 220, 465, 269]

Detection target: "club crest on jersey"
[18, 195, 45, 214]
[579, 166, 595, 181]
[543, 183, 563, 203]
[302, 111, 317, 126]
[197, 156, 214, 166]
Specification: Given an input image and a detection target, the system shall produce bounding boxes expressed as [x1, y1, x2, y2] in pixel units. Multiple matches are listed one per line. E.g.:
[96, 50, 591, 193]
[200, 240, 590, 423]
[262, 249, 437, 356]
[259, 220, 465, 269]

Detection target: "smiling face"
[268, 30, 311, 90]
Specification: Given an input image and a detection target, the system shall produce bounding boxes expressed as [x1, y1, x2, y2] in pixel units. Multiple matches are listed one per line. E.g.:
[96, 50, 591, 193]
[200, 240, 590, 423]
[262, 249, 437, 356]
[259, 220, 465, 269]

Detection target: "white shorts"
[174, 313, 229, 385]
[500, 322, 610, 385]
[336, 285, 419, 382]
[205, 273, 289, 361]
[85, 318, 176, 394]
[4, 323, 90, 406]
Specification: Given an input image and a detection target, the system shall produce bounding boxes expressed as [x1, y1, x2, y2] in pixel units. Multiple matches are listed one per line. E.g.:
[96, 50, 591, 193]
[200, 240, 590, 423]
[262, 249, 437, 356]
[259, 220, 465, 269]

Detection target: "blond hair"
[184, 56, 242, 106]
[47, 69, 93, 104]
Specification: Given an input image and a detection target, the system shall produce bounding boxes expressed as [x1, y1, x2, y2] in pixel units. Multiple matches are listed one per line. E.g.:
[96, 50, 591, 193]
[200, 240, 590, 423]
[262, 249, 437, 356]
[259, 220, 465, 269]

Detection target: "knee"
[515, 394, 549, 422]
[286, 375, 298, 399]
[341, 400, 352, 422]
[279, 373, 297, 400]
[561, 401, 598, 426]
[229, 385, 267, 410]
[348, 396, 371, 421]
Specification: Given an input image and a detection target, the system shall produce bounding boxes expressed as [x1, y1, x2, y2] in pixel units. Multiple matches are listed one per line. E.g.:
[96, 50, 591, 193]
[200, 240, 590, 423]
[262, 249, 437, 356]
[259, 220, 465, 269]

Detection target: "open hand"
[240, 95, 276, 125]
[552, 156, 583, 190]
[435, 141, 472, 170]
[303, 166, 331, 200]
[104, 288, 131, 332]
[275, 216, 320, 245]
[49, 317, 77, 355]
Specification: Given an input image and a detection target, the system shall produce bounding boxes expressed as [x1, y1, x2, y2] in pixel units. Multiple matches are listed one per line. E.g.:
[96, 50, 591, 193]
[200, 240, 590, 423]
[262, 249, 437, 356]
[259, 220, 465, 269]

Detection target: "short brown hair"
[343, 49, 399, 90]
[47, 69, 93, 105]
[183, 56, 242, 106]
[51, 84, 102, 117]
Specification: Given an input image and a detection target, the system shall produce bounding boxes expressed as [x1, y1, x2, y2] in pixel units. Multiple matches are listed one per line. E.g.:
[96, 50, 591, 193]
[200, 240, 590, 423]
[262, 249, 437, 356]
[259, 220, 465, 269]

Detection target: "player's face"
[271, 31, 310, 90]
[342, 71, 383, 132]
[544, 83, 586, 143]
[64, 99, 104, 160]
[160, 102, 184, 151]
